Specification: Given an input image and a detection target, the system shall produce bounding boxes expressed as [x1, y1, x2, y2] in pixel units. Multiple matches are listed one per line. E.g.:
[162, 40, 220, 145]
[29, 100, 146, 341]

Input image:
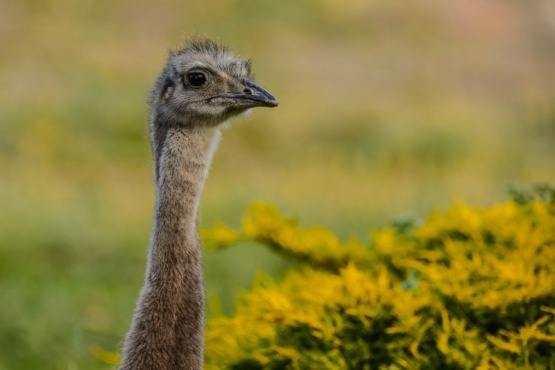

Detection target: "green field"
[1, 1, 554, 369]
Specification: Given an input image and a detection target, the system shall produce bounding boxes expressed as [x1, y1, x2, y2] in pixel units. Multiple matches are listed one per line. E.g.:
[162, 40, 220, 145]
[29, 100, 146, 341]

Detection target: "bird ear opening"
[160, 78, 175, 103]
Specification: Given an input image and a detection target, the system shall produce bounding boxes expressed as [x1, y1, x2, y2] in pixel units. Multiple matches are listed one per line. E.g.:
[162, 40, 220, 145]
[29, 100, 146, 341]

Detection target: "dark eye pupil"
[187, 72, 206, 86]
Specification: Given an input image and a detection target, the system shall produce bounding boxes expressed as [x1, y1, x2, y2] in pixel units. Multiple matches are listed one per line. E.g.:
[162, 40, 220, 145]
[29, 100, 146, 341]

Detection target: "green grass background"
[1, 1, 554, 368]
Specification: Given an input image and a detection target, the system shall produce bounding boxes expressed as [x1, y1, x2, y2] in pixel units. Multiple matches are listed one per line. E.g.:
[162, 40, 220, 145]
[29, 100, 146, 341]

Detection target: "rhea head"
[150, 38, 278, 127]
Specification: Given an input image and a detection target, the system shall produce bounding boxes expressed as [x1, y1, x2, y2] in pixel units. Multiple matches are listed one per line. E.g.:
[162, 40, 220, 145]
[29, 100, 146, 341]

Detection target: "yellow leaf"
[486, 335, 521, 354]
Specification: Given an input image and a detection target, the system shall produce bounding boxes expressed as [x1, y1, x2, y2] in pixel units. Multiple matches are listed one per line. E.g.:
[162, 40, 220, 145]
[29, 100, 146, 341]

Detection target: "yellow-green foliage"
[203, 192, 555, 369]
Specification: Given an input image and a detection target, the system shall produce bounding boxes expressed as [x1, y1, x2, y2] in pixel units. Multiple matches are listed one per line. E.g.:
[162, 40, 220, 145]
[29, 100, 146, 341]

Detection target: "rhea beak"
[230, 80, 278, 108]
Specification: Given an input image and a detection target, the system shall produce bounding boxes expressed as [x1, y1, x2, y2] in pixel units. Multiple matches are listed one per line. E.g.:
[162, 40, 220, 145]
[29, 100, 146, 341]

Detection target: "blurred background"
[1, 0, 554, 368]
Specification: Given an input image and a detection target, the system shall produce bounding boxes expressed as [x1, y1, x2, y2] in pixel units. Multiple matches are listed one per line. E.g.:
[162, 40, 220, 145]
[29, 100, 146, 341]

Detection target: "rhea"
[119, 38, 277, 370]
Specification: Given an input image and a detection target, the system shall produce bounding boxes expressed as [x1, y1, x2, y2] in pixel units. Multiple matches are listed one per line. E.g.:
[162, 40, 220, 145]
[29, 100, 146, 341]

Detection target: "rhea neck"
[118, 116, 221, 370]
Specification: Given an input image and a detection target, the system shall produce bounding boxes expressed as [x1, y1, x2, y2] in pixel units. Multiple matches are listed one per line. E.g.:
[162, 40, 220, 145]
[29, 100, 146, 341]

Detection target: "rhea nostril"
[243, 88, 252, 95]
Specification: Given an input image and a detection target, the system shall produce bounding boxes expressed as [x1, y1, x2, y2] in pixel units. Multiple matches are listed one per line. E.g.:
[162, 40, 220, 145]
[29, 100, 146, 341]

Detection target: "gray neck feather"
[119, 118, 221, 370]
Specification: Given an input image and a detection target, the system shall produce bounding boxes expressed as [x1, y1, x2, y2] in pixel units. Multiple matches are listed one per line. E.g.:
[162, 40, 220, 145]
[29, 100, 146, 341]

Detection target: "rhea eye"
[186, 72, 207, 87]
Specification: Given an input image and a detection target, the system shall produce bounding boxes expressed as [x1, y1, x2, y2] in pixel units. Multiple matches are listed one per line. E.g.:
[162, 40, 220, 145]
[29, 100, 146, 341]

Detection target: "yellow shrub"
[204, 190, 555, 369]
